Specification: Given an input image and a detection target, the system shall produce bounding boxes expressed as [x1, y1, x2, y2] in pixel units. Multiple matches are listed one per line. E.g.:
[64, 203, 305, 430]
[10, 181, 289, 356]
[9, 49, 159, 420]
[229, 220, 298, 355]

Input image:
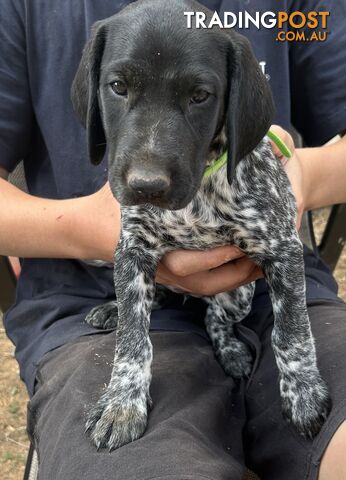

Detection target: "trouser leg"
[244, 301, 346, 480]
[28, 331, 246, 480]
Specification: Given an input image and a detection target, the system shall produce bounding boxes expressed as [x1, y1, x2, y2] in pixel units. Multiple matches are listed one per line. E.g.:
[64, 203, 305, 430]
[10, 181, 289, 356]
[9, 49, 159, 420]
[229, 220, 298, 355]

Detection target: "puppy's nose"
[127, 173, 170, 195]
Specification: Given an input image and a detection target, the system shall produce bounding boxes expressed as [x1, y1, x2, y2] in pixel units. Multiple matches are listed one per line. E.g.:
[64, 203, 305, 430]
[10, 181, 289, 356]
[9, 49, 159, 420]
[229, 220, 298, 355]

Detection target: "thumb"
[161, 245, 245, 277]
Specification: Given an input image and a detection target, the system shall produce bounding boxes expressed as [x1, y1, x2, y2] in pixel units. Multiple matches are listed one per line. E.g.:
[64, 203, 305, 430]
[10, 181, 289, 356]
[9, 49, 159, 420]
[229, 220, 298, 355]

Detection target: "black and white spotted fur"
[71, 0, 331, 451]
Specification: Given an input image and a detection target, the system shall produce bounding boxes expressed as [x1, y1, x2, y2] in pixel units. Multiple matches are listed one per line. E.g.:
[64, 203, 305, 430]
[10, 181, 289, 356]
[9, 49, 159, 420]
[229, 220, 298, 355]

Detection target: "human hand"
[156, 245, 263, 295]
[269, 125, 304, 228]
[80, 182, 121, 262]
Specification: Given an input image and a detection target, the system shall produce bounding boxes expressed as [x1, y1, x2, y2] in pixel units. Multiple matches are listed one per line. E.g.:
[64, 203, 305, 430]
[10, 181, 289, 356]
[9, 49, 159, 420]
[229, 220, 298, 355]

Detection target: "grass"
[0, 323, 29, 480]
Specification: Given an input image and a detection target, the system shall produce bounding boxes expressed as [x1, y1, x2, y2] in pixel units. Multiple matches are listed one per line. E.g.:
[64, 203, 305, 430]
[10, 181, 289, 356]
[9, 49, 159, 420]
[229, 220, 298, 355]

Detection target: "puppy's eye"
[111, 80, 128, 96]
[191, 89, 210, 104]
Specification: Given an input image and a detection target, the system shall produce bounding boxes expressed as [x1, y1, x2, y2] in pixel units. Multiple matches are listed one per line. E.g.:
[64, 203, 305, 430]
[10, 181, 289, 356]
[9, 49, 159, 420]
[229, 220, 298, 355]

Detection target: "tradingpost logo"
[184, 10, 330, 42]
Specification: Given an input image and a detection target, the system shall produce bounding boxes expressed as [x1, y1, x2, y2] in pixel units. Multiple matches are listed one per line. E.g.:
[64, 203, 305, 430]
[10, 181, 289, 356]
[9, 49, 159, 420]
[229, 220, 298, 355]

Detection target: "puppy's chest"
[124, 185, 240, 251]
[161, 198, 234, 249]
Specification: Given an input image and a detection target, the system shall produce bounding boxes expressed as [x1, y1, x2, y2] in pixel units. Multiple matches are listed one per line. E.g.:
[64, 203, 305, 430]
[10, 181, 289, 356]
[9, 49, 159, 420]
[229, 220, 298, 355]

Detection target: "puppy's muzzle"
[127, 168, 171, 199]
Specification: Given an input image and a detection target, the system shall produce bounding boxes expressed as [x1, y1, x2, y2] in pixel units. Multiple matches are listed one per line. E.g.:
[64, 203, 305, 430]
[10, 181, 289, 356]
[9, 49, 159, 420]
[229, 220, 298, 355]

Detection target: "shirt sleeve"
[289, 0, 346, 146]
[0, 0, 34, 172]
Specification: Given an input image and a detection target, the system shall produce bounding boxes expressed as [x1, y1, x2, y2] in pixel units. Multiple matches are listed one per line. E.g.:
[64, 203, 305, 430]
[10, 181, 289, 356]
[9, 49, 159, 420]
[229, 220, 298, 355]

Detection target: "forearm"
[0, 178, 120, 261]
[298, 135, 346, 211]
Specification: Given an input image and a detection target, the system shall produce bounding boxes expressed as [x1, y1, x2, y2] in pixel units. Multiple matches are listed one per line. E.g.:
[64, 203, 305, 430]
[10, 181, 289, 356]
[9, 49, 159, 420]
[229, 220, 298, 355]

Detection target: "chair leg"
[318, 204, 346, 271]
[299, 211, 318, 253]
[23, 443, 38, 480]
[0, 256, 17, 312]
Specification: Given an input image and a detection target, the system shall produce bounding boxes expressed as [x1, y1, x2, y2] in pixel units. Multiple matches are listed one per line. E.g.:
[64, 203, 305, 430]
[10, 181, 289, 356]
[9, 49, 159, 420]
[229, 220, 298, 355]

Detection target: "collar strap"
[203, 129, 292, 178]
[203, 150, 228, 178]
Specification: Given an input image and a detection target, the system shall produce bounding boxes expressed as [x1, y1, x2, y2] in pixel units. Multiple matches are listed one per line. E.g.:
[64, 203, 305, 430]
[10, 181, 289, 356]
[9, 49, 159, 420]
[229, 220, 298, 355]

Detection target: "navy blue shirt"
[1, 0, 345, 395]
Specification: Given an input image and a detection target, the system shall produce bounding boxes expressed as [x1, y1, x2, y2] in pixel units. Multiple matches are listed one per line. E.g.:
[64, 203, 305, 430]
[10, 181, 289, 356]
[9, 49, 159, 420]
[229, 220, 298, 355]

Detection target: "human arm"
[270, 126, 346, 223]
[299, 134, 346, 210]
[0, 167, 256, 293]
[3, 125, 344, 296]
[0, 175, 120, 262]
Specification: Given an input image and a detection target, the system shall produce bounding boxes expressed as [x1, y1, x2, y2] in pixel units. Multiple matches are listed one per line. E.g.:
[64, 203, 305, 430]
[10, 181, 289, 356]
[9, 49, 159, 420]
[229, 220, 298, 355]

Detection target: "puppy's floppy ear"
[71, 21, 107, 165]
[226, 32, 275, 181]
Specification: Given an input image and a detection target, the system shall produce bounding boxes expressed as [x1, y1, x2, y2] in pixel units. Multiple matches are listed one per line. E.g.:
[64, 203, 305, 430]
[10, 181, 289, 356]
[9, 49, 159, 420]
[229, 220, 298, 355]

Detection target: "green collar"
[203, 150, 228, 178]
[203, 129, 292, 178]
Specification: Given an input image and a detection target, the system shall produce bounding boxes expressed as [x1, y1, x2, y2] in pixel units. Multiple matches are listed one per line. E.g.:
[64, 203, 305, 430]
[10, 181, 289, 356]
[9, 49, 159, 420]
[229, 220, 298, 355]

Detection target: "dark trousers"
[27, 301, 346, 480]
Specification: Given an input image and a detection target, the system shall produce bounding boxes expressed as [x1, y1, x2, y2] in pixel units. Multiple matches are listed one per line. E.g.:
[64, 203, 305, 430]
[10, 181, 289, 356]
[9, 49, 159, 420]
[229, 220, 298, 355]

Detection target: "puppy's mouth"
[109, 181, 198, 211]
[124, 190, 174, 209]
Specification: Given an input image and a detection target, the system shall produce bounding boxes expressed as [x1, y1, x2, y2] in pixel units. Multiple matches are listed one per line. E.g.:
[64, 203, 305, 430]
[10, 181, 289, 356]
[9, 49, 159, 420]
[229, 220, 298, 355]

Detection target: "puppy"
[71, 0, 331, 450]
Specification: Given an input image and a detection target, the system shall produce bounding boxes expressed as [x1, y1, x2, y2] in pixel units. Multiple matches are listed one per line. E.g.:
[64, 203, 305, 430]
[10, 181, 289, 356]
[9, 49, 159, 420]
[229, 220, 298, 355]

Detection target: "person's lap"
[243, 300, 346, 479]
[27, 300, 346, 480]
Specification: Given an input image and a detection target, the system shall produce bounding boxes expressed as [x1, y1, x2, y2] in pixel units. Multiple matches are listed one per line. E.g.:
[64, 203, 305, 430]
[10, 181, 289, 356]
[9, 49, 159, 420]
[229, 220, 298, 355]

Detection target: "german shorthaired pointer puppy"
[71, 0, 331, 451]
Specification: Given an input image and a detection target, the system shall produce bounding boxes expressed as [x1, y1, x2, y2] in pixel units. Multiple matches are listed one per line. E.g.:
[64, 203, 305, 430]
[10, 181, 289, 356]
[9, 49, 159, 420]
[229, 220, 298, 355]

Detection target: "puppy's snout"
[127, 172, 171, 196]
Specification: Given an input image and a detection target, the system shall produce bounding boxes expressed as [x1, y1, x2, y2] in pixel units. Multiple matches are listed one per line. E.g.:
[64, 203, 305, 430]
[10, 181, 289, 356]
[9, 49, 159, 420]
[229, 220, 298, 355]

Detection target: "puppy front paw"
[86, 387, 151, 450]
[85, 301, 118, 330]
[281, 373, 331, 438]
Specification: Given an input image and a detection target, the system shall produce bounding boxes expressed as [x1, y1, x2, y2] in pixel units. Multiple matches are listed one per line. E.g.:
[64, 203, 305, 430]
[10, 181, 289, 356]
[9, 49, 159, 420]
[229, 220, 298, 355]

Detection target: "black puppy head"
[71, 0, 274, 209]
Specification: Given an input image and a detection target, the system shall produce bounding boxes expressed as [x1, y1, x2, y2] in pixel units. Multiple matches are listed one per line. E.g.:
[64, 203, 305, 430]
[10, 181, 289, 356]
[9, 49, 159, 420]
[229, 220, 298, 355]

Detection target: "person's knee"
[319, 420, 346, 480]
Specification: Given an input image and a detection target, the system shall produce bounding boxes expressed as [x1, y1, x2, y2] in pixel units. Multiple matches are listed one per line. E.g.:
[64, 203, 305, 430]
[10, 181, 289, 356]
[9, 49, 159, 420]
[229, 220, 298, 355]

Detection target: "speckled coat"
[85, 138, 330, 450]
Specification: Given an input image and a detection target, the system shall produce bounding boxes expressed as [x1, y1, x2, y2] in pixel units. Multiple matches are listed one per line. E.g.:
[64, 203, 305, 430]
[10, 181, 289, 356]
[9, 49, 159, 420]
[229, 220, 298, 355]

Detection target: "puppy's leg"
[86, 236, 161, 450]
[261, 235, 331, 438]
[85, 301, 118, 329]
[204, 284, 255, 377]
[85, 283, 170, 330]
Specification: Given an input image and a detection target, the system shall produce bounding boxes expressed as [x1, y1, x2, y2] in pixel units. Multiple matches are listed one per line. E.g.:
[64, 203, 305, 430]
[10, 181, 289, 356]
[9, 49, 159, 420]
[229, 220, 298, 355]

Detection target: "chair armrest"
[0, 256, 17, 313]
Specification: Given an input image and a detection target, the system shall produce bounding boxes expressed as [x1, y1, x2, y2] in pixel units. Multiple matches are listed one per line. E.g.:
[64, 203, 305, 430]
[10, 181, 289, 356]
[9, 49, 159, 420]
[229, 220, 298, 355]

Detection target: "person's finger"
[157, 256, 263, 296]
[161, 245, 245, 277]
[156, 263, 187, 290]
[197, 256, 262, 295]
[269, 125, 295, 160]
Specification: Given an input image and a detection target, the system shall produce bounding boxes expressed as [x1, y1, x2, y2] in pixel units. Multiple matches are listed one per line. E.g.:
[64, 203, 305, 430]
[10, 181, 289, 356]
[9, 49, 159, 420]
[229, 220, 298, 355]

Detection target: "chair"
[0, 256, 16, 311]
